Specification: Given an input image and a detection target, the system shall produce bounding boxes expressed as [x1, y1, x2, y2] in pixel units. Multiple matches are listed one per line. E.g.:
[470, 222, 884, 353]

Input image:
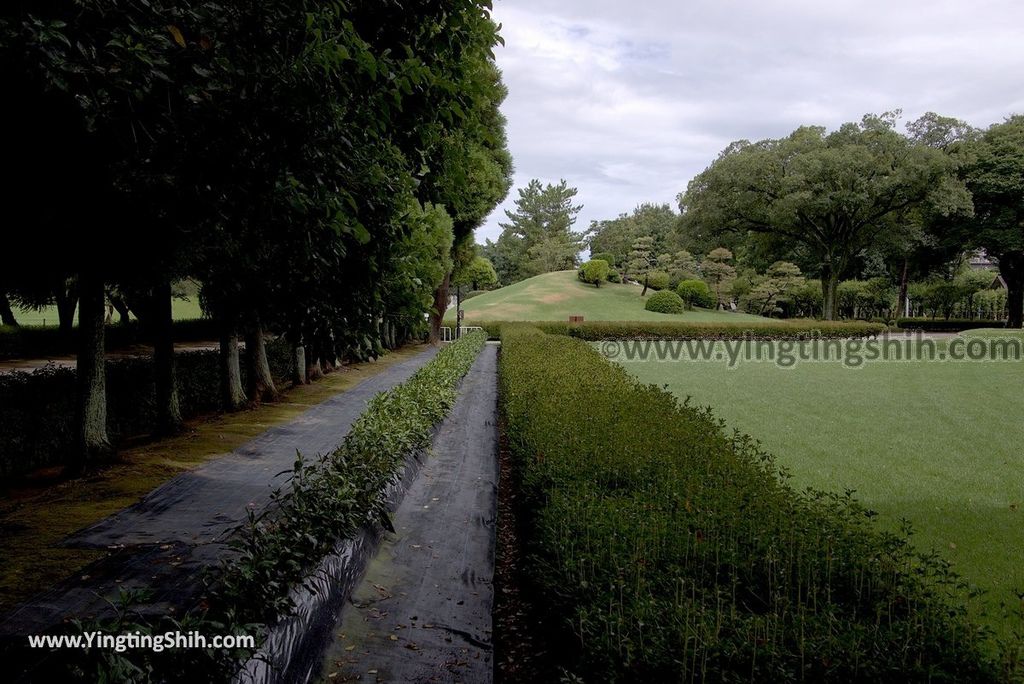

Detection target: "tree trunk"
[641, 275, 649, 297]
[71, 273, 111, 474]
[219, 327, 247, 410]
[1000, 252, 1024, 328]
[153, 280, 182, 435]
[0, 292, 18, 327]
[307, 355, 323, 381]
[455, 285, 463, 340]
[110, 295, 132, 325]
[291, 340, 307, 385]
[897, 258, 909, 320]
[55, 286, 78, 336]
[821, 268, 840, 321]
[429, 271, 451, 344]
[245, 323, 278, 403]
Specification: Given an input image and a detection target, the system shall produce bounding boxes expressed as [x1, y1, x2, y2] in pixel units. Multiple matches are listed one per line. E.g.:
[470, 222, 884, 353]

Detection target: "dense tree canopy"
[679, 113, 967, 319]
[959, 115, 1024, 327]
[0, 0, 511, 467]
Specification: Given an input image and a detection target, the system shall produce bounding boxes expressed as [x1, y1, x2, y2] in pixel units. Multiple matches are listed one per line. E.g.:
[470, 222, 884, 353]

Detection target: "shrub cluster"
[645, 270, 670, 291]
[498, 324, 1010, 682]
[896, 318, 1006, 332]
[0, 339, 291, 479]
[676, 279, 716, 309]
[467, 319, 886, 341]
[0, 318, 218, 361]
[643, 290, 685, 314]
[578, 259, 611, 288]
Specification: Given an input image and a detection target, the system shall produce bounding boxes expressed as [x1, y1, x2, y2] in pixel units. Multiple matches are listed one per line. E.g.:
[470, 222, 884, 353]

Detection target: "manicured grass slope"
[454, 270, 766, 322]
[620, 339, 1024, 635]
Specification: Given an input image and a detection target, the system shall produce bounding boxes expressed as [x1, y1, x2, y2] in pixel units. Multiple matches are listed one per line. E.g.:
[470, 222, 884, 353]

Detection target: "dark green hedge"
[498, 324, 1009, 682]
[469, 319, 886, 340]
[0, 318, 219, 360]
[0, 339, 291, 479]
[219, 332, 488, 623]
[896, 318, 1007, 332]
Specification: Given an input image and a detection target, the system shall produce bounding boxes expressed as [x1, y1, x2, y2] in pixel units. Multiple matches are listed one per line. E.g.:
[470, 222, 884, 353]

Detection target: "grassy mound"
[451, 270, 765, 322]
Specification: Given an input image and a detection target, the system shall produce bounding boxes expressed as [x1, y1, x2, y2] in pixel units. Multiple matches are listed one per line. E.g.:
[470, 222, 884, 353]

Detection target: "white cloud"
[477, 0, 1024, 244]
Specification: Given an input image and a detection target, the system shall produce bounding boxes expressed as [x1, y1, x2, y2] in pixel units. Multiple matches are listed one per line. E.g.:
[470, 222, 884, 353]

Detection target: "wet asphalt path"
[318, 343, 499, 684]
[0, 345, 441, 638]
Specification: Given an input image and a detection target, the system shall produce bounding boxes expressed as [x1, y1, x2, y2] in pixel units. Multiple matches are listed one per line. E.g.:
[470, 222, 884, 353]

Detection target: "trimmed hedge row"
[498, 324, 1012, 682]
[896, 318, 1007, 332]
[0, 317, 220, 361]
[0, 339, 292, 479]
[219, 331, 487, 623]
[469, 319, 886, 340]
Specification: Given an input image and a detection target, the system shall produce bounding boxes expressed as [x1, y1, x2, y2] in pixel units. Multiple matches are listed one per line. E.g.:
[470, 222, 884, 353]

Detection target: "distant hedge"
[498, 324, 1008, 681]
[467, 319, 886, 340]
[896, 318, 1006, 332]
[0, 338, 291, 479]
[0, 318, 219, 360]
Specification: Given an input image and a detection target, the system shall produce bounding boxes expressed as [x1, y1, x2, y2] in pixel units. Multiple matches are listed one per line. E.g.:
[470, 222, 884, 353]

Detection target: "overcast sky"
[476, 0, 1024, 246]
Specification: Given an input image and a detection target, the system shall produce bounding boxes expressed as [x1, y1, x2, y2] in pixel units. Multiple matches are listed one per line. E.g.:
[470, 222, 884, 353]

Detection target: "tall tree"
[680, 113, 967, 319]
[627, 236, 658, 295]
[701, 248, 737, 309]
[961, 115, 1024, 327]
[489, 179, 583, 284]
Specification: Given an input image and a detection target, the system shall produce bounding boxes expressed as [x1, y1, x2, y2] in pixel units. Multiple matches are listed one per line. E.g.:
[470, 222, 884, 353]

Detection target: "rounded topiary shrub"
[676, 279, 715, 309]
[579, 259, 610, 287]
[607, 269, 621, 283]
[645, 290, 685, 314]
[590, 252, 617, 268]
[646, 270, 670, 291]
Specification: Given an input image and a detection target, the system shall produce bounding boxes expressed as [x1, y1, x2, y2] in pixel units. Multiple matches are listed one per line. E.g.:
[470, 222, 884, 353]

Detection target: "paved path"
[319, 343, 499, 684]
[0, 345, 440, 637]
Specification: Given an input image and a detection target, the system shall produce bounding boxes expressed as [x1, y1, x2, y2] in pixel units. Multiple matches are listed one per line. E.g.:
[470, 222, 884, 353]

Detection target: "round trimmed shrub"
[677, 279, 715, 309]
[590, 252, 617, 267]
[579, 259, 610, 287]
[607, 269, 621, 283]
[644, 290, 685, 314]
[646, 270, 670, 291]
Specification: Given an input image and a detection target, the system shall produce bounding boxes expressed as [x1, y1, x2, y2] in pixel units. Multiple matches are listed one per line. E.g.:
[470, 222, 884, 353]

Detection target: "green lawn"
[617, 338, 1024, 635]
[12, 297, 204, 327]
[451, 270, 766, 323]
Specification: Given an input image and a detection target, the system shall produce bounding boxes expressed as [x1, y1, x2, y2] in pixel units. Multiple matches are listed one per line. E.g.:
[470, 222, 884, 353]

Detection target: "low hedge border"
[896, 318, 1007, 332]
[469, 319, 886, 341]
[50, 332, 488, 682]
[0, 339, 292, 479]
[498, 323, 1015, 682]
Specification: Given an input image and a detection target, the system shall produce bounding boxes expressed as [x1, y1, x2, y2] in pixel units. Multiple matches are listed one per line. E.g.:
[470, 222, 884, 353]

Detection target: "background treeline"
[0, 0, 512, 472]
[585, 112, 1024, 325]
